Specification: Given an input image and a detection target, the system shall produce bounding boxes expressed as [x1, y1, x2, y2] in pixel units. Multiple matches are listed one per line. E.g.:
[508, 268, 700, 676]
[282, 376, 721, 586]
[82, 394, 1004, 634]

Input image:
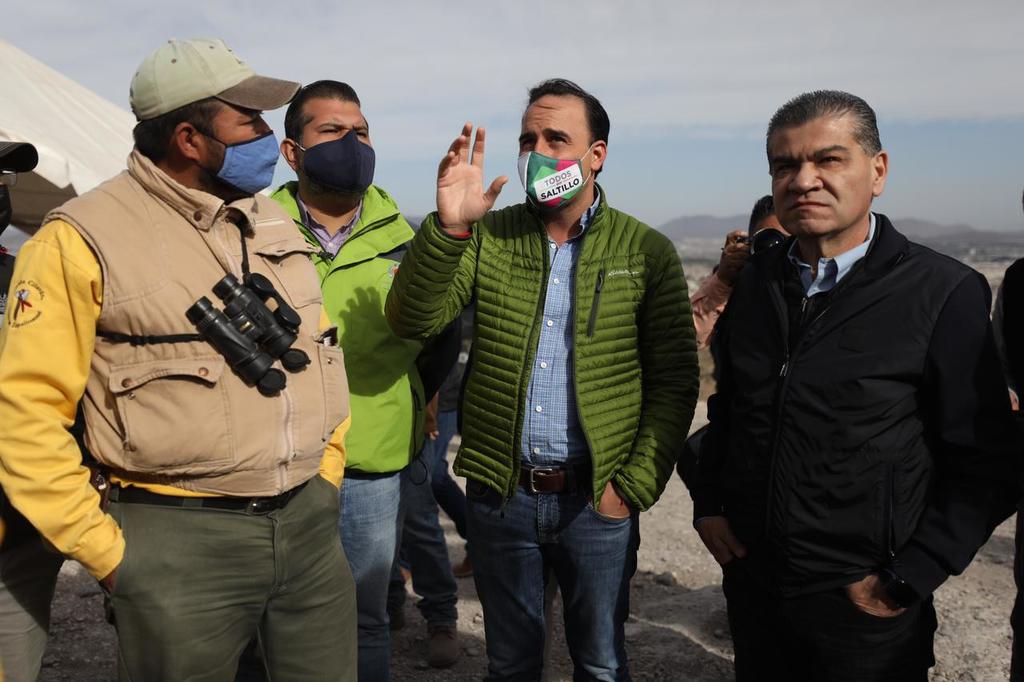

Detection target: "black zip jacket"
[690, 214, 1019, 598]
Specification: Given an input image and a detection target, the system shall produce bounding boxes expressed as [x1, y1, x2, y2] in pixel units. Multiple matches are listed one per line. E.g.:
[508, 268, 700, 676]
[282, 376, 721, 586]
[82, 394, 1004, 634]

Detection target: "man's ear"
[871, 150, 889, 198]
[589, 140, 607, 175]
[171, 122, 207, 164]
[280, 138, 301, 173]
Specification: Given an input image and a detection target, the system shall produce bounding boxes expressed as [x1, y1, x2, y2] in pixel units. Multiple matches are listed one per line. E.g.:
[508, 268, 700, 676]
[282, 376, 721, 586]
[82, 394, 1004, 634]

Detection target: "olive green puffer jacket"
[385, 191, 698, 510]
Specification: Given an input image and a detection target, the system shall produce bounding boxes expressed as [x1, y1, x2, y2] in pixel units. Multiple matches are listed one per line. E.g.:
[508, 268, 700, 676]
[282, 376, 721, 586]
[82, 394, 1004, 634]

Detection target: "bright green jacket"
[385, 189, 699, 510]
[272, 182, 424, 473]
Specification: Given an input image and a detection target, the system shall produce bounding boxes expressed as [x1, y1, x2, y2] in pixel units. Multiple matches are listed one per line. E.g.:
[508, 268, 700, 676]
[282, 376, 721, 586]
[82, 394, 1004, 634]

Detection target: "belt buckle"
[248, 498, 272, 514]
[528, 466, 558, 494]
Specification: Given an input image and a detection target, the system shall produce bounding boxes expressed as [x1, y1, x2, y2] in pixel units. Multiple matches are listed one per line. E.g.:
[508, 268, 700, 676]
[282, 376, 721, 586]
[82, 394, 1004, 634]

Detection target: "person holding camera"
[0, 39, 357, 681]
[690, 195, 788, 350]
[0, 141, 70, 682]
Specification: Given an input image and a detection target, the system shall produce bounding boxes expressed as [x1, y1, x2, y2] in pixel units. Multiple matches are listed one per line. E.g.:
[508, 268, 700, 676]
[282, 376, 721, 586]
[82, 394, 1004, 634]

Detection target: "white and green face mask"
[517, 144, 594, 208]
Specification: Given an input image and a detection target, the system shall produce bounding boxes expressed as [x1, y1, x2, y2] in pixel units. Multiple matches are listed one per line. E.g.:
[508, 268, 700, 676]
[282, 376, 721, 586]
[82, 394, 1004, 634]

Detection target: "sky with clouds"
[6, 0, 1024, 230]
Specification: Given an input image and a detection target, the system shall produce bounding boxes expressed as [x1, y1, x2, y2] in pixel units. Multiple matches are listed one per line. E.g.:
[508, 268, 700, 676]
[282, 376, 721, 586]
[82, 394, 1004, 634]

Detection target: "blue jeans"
[339, 470, 403, 682]
[428, 410, 467, 540]
[389, 452, 458, 627]
[467, 481, 639, 682]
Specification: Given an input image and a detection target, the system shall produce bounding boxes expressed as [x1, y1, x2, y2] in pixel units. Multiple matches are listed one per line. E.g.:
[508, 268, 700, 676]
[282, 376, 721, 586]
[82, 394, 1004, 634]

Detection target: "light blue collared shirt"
[787, 213, 876, 296]
[521, 191, 601, 467]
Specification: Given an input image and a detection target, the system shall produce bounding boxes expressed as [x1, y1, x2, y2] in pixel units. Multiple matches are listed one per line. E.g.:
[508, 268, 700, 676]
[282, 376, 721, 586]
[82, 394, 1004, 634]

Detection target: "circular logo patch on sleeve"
[9, 279, 44, 328]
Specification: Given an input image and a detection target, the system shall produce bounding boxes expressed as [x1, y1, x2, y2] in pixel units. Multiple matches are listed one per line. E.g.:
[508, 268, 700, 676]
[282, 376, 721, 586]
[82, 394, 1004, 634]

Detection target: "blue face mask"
[210, 131, 279, 195]
[297, 132, 375, 195]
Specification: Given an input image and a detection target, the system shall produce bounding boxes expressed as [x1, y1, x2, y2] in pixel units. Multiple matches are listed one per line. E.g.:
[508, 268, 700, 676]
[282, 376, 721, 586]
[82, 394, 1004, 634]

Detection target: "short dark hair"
[284, 80, 361, 143]
[526, 78, 610, 146]
[766, 90, 881, 156]
[133, 97, 222, 162]
[748, 195, 775, 235]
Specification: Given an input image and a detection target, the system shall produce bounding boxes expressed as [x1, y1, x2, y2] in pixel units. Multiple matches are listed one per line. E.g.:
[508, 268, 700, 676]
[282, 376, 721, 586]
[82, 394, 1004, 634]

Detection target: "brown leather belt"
[518, 464, 588, 494]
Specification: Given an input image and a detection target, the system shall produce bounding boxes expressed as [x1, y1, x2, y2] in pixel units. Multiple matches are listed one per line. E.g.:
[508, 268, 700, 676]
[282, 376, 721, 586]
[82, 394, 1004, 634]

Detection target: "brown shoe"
[452, 555, 473, 578]
[427, 624, 459, 669]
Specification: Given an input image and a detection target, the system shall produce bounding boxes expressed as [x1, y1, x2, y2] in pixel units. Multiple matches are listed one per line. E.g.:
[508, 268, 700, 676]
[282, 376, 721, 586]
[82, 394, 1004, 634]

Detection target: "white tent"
[0, 40, 135, 245]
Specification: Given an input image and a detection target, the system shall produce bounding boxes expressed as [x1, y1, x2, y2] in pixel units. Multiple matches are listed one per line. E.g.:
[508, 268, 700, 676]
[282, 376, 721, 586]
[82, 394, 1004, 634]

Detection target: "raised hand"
[436, 122, 508, 232]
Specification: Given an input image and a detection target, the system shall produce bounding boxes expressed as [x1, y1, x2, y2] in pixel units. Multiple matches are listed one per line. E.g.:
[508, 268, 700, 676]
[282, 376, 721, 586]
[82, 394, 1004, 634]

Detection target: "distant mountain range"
[658, 215, 1024, 243]
[405, 212, 1024, 246]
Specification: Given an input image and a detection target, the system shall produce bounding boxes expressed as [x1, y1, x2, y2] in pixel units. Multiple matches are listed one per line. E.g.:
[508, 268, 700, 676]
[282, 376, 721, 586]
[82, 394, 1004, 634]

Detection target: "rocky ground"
[36, 331, 1021, 681]
[37, 484, 1019, 682]
[39, 396, 1018, 681]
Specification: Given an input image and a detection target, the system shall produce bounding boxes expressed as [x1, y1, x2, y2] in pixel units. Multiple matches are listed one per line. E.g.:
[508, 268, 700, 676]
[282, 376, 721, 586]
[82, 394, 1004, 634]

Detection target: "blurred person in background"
[690, 195, 788, 350]
[991, 187, 1024, 680]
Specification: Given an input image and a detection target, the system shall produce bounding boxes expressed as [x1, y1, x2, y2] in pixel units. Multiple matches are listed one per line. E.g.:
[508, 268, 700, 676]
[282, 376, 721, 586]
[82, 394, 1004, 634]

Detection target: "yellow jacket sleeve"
[0, 220, 123, 580]
[319, 416, 350, 488]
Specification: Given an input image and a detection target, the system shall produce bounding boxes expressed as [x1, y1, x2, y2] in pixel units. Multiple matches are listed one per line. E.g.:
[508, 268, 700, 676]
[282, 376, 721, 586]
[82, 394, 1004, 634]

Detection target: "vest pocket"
[315, 343, 349, 442]
[254, 237, 321, 309]
[108, 356, 234, 473]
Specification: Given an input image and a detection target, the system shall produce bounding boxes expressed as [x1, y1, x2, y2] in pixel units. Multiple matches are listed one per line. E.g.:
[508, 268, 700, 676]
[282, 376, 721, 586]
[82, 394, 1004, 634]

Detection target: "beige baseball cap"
[130, 38, 300, 121]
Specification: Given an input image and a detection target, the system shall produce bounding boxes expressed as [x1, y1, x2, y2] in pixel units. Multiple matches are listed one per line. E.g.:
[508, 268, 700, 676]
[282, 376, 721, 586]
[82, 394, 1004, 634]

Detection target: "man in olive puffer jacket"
[386, 78, 698, 681]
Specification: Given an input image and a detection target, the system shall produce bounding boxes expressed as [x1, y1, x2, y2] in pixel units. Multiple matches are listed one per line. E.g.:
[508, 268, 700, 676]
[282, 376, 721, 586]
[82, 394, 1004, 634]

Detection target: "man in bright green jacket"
[273, 80, 458, 680]
[386, 78, 699, 681]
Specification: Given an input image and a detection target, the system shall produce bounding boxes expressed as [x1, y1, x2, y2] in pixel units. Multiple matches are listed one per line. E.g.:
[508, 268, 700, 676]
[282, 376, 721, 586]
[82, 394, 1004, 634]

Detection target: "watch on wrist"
[879, 568, 918, 608]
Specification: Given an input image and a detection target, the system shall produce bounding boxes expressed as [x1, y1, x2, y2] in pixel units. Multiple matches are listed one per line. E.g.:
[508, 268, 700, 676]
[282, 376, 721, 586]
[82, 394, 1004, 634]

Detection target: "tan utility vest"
[47, 151, 349, 496]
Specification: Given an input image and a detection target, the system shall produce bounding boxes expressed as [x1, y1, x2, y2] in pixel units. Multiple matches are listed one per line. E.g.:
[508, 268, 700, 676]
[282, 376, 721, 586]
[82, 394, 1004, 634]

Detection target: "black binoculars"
[186, 273, 310, 396]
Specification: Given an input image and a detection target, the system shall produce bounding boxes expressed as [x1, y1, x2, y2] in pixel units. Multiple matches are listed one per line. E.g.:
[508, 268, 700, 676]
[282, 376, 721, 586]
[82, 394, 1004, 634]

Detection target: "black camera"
[738, 228, 787, 255]
[0, 142, 39, 235]
[186, 273, 310, 396]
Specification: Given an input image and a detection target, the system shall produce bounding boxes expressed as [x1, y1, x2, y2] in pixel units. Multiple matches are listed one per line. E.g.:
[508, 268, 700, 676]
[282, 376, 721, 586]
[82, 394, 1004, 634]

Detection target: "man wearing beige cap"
[0, 38, 356, 680]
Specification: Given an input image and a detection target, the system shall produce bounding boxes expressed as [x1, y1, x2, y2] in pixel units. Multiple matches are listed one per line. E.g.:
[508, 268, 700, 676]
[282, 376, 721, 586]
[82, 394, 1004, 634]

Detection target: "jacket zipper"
[573, 246, 602, 503]
[883, 463, 896, 561]
[765, 295, 833, 540]
[586, 268, 605, 337]
[280, 386, 295, 491]
[410, 385, 422, 460]
[507, 226, 551, 500]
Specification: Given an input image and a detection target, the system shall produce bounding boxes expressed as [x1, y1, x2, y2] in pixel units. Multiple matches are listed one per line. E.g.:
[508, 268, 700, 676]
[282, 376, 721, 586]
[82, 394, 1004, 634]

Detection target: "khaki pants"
[0, 529, 63, 682]
[109, 475, 357, 682]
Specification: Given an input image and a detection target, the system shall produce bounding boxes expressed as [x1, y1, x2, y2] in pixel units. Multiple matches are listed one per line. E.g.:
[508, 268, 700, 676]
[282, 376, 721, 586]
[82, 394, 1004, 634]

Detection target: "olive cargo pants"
[108, 476, 357, 681]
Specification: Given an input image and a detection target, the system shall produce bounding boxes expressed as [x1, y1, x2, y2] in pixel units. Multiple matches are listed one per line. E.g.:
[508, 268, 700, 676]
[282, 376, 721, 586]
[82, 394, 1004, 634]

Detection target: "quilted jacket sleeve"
[613, 241, 700, 510]
[385, 213, 478, 341]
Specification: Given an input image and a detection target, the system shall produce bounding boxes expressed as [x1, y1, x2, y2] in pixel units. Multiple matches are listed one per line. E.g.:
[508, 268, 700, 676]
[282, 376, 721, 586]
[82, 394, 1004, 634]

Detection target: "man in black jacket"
[687, 90, 1019, 681]
[994, 190, 1024, 680]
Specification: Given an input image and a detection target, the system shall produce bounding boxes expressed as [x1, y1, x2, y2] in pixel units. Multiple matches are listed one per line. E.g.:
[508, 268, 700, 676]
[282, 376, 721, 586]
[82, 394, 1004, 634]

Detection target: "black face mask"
[0, 185, 11, 237]
[298, 132, 375, 195]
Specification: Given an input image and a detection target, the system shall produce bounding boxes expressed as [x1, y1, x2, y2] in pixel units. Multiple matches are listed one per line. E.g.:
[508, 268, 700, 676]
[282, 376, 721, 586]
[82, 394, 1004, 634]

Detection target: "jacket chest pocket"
[253, 236, 321, 310]
[315, 340, 350, 442]
[585, 261, 644, 337]
[108, 356, 234, 473]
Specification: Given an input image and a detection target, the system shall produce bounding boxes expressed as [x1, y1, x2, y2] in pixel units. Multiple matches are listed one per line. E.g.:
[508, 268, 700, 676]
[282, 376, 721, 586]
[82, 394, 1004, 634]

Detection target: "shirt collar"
[557, 187, 601, 244]
[787, 213, 876, 295]
[295, 194, 362, 255]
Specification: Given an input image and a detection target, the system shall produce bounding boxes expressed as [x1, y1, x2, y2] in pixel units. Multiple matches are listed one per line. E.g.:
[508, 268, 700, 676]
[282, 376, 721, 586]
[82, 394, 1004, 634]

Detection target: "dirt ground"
[34, 337, 1020, 682]
[39, 394, 1018, 681]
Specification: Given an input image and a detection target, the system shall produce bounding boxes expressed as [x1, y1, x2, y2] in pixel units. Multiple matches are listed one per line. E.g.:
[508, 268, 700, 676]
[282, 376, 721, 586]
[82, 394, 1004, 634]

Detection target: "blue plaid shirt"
[521, 192, 601, 467]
